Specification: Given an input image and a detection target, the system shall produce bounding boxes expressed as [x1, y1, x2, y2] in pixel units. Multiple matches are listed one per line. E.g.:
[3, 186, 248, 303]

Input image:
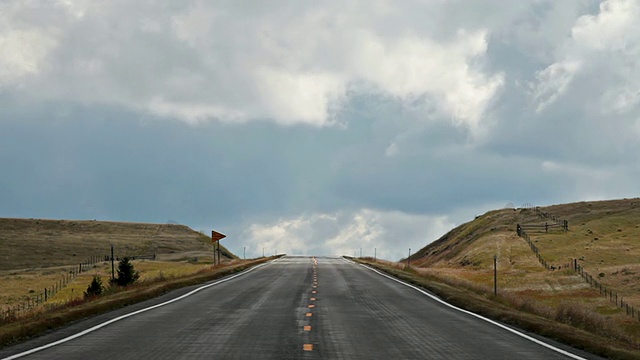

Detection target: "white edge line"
[2, 261, 273, 360]
[343, 258, 587, 360]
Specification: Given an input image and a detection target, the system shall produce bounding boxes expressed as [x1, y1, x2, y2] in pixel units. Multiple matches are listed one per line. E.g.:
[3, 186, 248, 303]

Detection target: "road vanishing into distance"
[1, 257, 602, 360]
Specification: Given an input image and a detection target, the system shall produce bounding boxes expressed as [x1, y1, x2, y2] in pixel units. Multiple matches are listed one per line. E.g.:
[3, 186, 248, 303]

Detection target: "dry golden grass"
[0, 218, 235, 271]
[360, 259, 640, 359]
[410, 199, 640, 311]
[0, 218, 236, 312]
[0, 266, 76, 309]
[46, 259, 235, 305]
[0, 258, 240, 310]
[369, 198, 640, 357]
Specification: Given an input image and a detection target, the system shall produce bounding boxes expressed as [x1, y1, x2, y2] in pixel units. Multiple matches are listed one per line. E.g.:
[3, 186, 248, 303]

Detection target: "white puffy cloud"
[571, 0, 639, 51]
[0, 29, 57, 86]
[1, 0, 503, 129]
[348, 29, 504, 129]
[529, 0, 640, 114]
[0, 0, 61, 87]
[254, 68, 345, 126]
[240, 209, 454, 261]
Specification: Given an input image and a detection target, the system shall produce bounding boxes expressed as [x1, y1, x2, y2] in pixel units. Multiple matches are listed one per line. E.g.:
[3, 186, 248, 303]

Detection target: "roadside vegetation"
[110, 257, 140, 287]
[0, 218, 236, 271]
[0, 218, 235, 311]
[0, 218, 250, 348]
[84, 276, 104, 298]
[356, 258, 640, 359]
[0, 256, 277, 348]
[354, 198, 640, 359]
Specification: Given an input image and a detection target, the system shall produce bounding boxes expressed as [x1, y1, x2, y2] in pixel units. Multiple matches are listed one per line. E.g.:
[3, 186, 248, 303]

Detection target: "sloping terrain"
[0, 218, 235, 271]
[407, 198, 640, 324]
[413, 198, 640, 273]
[392, 198, 640, 355]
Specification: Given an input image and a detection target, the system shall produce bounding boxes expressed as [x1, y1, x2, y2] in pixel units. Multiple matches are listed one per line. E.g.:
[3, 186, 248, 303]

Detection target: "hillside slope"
[412, 198, 640, 270]
[408, 198, 640, 323]
[0, 218, 235, 271]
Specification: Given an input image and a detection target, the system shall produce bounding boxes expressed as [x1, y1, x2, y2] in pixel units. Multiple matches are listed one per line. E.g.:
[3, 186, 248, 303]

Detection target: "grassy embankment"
[0, 218, 235, 310]
[0, 218, 249, 347]
[0, 218, 235, 271]
[357, 198, 640, 359]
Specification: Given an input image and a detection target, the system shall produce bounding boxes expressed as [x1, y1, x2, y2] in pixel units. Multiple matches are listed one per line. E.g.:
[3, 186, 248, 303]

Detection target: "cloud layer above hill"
[1, 0, 639, 259]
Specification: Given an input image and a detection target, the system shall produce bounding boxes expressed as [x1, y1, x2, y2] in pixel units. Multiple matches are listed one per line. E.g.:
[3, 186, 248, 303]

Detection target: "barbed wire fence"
[1, 254, 105, 323]
[516, 206, 639, 321]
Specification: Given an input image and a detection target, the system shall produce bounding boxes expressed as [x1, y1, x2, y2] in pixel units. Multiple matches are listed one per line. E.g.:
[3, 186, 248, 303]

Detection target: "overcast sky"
[1, 0, 639, 260]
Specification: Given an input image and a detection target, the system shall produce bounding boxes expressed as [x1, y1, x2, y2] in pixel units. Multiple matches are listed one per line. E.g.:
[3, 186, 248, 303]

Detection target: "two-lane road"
[0, 257, 601, 359]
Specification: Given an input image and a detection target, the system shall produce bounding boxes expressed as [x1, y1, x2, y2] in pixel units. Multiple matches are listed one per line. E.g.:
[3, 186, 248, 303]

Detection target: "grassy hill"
[399, 198, 640, 354]
[351, 198, 640, 356]
[411, 199, 640, 288]
[0, 218, 235, 271]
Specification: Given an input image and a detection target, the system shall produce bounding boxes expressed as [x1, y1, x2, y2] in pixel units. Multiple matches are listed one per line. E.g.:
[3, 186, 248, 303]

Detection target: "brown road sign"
[211, 230, 226, 242]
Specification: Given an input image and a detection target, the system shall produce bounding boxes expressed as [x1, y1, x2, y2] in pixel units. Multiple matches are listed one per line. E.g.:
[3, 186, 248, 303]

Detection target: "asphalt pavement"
[0, 257, 603, 359]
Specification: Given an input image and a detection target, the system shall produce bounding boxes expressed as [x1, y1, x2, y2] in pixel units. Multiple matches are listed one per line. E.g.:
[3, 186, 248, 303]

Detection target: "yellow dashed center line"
[304, 258, 318, 353]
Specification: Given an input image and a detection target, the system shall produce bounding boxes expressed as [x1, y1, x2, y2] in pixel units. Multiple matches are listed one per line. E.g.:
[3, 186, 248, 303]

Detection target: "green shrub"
[84, 276, 104, 298]
[110, 257, 140, 287]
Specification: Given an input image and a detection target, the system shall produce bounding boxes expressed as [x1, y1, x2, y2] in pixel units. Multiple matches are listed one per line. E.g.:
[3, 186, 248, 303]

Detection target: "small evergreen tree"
[84, 275, 104, 298]
[111, 257, 140, 287]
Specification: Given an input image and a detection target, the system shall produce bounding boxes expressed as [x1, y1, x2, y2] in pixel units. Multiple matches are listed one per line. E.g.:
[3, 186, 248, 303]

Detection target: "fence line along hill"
[0, 218, 232, 271]
[410, 198, 640, 268]
[405, 198, 640, 323]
